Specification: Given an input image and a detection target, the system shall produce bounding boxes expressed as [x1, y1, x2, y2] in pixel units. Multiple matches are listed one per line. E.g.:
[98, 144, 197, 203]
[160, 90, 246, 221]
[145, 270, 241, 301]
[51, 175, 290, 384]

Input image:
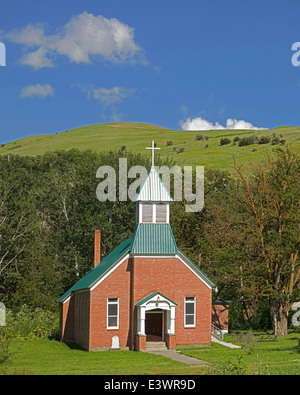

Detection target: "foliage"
[0, 328, 13, 364]
[5, 305, 59, 340]
[220, 137, 231, 145]
[208, 356, 246, 375]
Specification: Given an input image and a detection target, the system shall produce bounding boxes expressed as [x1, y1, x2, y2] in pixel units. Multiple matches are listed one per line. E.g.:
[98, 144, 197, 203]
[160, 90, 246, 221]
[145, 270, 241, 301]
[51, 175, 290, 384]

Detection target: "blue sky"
[0, 0, 300, 143]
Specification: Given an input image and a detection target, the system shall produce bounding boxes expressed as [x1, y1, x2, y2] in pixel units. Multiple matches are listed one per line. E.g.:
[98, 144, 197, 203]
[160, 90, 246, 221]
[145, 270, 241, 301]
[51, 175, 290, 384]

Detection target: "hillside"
[1, 122, 300, 171]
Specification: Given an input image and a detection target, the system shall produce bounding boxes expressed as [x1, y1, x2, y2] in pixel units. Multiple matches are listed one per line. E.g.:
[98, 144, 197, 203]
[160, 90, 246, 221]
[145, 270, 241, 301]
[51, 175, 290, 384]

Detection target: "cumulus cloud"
[180, 116, 267, 131]
[20, 83, 54, 98]
[6, 12, 146, 69]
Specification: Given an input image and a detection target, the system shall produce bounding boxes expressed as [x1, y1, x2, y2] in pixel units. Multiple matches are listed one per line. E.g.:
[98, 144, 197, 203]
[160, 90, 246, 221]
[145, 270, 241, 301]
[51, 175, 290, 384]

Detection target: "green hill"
[1, 122, 300, 171]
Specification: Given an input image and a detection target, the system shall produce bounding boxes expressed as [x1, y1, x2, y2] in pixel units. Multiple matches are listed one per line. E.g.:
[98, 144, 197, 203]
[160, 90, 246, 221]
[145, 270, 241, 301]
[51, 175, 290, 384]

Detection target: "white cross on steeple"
[146, 140, 160, 168]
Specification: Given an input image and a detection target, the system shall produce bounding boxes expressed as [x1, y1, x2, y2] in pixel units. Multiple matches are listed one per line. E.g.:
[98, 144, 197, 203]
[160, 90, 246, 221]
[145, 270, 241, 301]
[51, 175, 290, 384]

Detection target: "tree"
[0, 156, 35, 300]
[234, 148, 300, 336]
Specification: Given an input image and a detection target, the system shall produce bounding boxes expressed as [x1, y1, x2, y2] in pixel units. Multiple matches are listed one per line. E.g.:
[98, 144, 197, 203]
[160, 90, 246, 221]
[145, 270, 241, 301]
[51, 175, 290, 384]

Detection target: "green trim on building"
[56, 237, 132, 303]
[57, 226, 216, 303]
[136, 292, 178, 306]
[131, 223, 178, 255]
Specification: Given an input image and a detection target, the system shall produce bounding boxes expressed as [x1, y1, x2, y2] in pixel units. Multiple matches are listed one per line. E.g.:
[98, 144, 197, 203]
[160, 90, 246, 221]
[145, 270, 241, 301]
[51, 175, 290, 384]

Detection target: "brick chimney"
[94, 230, 101, 267]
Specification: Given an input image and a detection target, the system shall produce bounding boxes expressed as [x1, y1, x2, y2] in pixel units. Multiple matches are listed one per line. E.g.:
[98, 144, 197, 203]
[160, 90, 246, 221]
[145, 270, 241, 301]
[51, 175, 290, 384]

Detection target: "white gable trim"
[62, 295, 71, 304]
[139, 293, 177, 311]
[176, 253, 215, 290]
[90, 253, 130, 291]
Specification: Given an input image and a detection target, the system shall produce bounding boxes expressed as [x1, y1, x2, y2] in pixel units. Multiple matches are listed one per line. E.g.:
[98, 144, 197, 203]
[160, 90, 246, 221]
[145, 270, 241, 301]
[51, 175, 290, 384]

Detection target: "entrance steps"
[146, 341, 168, 351]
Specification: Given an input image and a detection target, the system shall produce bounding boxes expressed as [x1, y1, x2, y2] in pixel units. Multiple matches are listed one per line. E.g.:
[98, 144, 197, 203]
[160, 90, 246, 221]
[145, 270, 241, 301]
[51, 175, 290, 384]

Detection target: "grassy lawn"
[180, 332, 300, 375]
[1, 332, 299, 375]
[0, 339, 205, 375]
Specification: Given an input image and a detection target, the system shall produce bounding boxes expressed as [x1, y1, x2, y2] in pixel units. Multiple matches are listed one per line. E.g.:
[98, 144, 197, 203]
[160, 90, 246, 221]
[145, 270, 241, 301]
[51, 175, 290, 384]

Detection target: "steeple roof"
[133, 166, 173, 202]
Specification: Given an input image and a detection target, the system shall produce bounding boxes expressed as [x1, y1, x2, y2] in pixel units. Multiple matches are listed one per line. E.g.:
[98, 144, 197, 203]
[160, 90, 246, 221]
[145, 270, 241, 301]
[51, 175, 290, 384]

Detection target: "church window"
[156, 204, 167, 223]
[184, 296, 196, 327]
[142, 203, 153, 223]
[107, 298, 119, 329]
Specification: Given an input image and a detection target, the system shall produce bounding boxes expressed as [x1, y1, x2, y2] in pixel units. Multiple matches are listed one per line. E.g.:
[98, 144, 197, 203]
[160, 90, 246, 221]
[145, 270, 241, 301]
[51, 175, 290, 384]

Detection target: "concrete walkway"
[142, 349, 208, 365]
[211, 336, 241, 348]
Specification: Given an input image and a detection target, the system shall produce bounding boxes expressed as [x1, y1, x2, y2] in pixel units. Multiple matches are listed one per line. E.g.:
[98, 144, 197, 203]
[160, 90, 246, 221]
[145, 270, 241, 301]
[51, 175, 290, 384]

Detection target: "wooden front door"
[145, 311, 163, 341]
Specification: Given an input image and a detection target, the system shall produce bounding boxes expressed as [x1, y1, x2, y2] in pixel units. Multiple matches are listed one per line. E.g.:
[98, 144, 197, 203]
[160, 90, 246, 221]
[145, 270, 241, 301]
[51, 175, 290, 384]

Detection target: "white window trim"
[184, 296, 196, 328]
[107, 297, 119, 330]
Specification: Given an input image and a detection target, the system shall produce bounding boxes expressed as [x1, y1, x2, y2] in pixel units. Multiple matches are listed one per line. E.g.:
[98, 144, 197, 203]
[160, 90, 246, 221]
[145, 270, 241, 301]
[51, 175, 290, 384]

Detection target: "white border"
[107, 297, 119, 330]
[184, 296, 196, 328]
[176, 253, 214, 289]
[90, 253, 129, 291]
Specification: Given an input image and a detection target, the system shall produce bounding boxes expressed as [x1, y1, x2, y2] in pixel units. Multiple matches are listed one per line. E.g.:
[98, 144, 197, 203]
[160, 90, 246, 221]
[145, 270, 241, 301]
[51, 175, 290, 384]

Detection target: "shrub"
[208, 356, 246, 375]
[271, 137, 286, 146]
[239, 135, 259, 147]
[220, 138, 231, 146]
[258, 136, 271, 144]
[5, 305, 59, 340]
[166, 140, 173, 146]
[176, 147, 185, 153]
[0, 329, 13, 364]
[195, 134, 209, 141]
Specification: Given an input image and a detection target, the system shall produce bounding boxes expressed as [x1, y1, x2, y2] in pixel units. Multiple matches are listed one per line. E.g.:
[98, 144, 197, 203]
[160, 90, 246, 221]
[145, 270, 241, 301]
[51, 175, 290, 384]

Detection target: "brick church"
[57, 142, 228, 351]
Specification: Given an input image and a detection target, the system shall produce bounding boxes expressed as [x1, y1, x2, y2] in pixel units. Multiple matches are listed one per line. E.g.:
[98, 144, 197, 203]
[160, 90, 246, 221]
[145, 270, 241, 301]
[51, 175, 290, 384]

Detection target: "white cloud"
[20, 83, 54, 99]
[87, 86, 136, 107]
[180, 116, 267, 131]
[6, 12, 146, 69]
[20, 47, 54, 70]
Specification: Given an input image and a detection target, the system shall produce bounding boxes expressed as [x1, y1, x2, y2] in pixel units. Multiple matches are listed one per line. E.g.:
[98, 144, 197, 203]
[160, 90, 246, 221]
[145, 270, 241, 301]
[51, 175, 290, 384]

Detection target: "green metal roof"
[56, 237, 132, 303]
[136, 292, 177, 306]
[130, 224, 178, 255]
[57, 224, 216, 303]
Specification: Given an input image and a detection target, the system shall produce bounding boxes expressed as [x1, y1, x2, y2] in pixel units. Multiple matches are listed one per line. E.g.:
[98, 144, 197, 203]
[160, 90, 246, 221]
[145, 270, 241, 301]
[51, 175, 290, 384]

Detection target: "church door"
[145, 310, 163, 341]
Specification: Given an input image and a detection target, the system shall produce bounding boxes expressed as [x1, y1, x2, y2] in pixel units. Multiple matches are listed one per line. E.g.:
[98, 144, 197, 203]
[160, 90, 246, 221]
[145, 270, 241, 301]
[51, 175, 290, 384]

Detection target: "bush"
[271, 137, 286, 146]
[208, 356, 246, 375]
[239, 135, 259, 147]
[195, 134, 209, 141]
[258, 136, 271, 145]
[176, 147, 185, 153]
[0, 329, 13, 364]
[220, 138, 231, 146]
[5, 305, 59, 340]
[166, 140, 173, 146]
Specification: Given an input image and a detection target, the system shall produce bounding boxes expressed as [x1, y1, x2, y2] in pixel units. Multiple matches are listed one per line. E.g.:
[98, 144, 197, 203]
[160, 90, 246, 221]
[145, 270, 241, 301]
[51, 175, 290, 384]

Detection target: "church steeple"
[133, 141, 173, 225]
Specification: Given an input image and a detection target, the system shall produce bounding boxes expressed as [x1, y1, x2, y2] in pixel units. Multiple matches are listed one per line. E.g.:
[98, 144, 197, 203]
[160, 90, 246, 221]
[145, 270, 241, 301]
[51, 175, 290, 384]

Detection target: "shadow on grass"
[64, 342, 87, 351]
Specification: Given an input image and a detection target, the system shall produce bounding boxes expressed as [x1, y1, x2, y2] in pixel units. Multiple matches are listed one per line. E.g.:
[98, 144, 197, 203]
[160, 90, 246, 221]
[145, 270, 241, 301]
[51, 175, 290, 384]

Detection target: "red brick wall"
[133, 257, 212, 346]
[60, 296, 75, 342]
[61, 254, 212, 350]
[89, 257, 132, 350]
